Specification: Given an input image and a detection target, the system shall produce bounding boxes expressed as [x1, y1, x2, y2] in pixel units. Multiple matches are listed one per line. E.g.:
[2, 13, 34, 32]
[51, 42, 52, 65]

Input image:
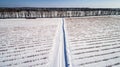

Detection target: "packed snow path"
[65, 16, 120, 67]
[62, 18, 69, 67]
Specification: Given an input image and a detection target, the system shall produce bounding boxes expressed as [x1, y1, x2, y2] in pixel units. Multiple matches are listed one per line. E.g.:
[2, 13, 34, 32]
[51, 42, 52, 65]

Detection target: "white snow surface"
[0, 18, 62, 67]
[65, 16, 120, 67]
[1, 16, 120, 67]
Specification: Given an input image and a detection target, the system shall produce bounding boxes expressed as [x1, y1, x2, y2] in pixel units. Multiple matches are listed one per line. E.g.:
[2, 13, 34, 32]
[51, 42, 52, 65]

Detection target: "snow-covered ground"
[65, 16, 120, 67]
[0, 18, 62, 67]
[1, 16, 120, 67]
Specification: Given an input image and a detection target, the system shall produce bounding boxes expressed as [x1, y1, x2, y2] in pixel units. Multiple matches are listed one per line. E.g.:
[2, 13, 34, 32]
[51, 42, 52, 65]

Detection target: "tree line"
[0, 8, 120, 18]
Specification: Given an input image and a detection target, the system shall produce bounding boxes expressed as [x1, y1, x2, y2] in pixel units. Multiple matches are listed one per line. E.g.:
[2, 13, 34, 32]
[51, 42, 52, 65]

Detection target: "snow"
[1, 16, 120, 67]
[0, 18, 62, 67]
[65, 16, 120, 67]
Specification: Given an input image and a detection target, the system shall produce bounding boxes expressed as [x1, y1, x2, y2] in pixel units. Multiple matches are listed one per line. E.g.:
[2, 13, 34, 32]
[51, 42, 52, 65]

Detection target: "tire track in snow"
[62, 18, 69, 67]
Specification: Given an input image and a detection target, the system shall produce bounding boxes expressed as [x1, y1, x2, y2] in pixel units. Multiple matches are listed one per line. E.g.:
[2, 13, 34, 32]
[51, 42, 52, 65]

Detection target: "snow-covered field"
[65, 16, 120, 67]
[1, 16, 120, 67]
[0, 18, 62, 67]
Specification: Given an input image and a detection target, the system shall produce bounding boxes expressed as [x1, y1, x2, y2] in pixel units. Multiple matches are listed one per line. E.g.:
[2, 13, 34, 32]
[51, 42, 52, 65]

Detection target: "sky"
[0, 0, 120, 8]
